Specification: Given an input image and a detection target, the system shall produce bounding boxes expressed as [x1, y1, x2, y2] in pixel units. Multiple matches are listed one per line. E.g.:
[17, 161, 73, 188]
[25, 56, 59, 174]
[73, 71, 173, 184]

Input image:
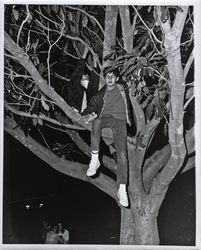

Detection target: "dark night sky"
[3, 132, 195, 245]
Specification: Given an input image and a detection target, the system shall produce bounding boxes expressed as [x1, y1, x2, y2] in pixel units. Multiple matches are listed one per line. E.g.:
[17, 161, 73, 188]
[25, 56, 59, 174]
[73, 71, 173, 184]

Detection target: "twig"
[55, 44, 80, 59]
[167, 33, 194, 57]
[147, 66, 169, 82]
[184, 95, 194, 110]
[47, 19, 65, 85]
[184, 48, 194, 79]
[8, 78, 56, 104]
[66, 6, 104, 35]
[35, 19, 102, 69]
[17, 5, 30, 46]
[132, 6, 163, 45]
[6, 102, 30, 107]
[85, 25, 103, 44]
[25, 29, 31, 53]
[37, 127, 51, 150]
[35, 9, 60, 27]
[5, 102, 85, 131]
[185, 82, 194, 87]
[53, 72, 70, 82]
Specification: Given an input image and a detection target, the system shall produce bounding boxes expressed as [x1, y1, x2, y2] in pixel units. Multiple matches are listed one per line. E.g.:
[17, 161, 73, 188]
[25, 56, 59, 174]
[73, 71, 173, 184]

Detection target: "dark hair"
[103, 67, 119, 78]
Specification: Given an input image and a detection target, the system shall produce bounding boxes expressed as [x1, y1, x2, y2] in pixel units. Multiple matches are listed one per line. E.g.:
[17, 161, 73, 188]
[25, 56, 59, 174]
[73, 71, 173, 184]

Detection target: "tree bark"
[120, 207, 135, 244]
[120, 197, 161, 245]
[152, 7, 188, 192]
[119, 6, 134, 53]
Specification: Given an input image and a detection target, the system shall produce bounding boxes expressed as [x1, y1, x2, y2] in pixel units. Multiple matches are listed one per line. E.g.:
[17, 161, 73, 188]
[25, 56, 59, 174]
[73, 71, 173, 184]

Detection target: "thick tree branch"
[4, 31, 91, 130]
[148, 7, 190, 197]
[155, 6, 171, 38]
[129, 95, 146, 134]
[119, 6, 133, 53]
[4, 116, 117, 199]
[61, 125, 117, 173]
[172, 6, 189, 38]
[143, 126, 194, 192]
[17, 5, 30, 45]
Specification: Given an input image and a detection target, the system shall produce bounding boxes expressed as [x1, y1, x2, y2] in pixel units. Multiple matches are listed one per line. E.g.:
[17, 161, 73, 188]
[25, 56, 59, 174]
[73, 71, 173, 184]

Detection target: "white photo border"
[0, 0, 201, 249]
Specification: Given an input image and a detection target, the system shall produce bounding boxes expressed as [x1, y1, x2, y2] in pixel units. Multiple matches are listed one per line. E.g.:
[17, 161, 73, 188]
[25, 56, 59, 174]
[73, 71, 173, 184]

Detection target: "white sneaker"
[86, 158, 100, 177]
[117, 188, 129, 207]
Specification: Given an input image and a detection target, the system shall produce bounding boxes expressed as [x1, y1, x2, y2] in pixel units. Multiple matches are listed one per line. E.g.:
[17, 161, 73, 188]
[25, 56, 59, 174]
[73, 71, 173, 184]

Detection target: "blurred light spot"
[39, 203, 43, 208]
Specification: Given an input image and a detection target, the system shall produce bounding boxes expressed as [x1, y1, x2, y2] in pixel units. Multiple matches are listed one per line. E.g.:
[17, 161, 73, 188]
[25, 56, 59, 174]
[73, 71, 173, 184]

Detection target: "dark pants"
[91, 115, 127, 184]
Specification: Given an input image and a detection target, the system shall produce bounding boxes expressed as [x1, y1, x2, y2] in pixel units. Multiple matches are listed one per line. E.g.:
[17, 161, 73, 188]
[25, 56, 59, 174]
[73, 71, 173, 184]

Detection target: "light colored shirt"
[45, 231, 63, 244]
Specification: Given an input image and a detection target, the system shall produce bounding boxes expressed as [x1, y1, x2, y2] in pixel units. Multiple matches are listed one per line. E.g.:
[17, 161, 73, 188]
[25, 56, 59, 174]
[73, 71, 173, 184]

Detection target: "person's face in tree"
[80, 74, 89, 89]
[105, 72, 118, 89]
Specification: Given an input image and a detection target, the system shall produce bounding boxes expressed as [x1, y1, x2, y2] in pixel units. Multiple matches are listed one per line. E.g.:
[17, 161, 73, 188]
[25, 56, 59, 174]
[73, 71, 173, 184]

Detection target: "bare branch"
[35, 19, 102, 69]
[172, 6, 189, 38]
[66, 6, 105, 35]
[184, 94, 194, 110]
[184, 48, 194, 79]
[4, 31, 91, 130]
[4, 67, 32, 79]
[35, 9, 61, 27]
[17, 5, 30, 45]
[5, 102, 85, 131]
[55, 44, 80, 59]
[37, 127, 51, 150]
[133, 6, 163, 45]
[5, 116, 117, 199]
[46, 19, 65, 85]
[85, 25, 103, 44]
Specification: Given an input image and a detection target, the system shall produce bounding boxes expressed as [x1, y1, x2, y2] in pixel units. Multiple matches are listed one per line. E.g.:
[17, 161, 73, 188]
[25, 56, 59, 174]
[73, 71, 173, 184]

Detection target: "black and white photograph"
[1, 1, 201, 249]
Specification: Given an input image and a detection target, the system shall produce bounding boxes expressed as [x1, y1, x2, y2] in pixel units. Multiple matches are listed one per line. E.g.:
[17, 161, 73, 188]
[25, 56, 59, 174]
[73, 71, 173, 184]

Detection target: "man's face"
[80, 74, 89, 89]
[105, 72, 117, 88]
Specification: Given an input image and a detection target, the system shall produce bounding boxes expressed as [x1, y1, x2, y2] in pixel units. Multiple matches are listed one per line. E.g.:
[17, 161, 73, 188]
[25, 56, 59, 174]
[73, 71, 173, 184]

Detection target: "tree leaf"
[51, 5, 59, 13]
[12, 9, 19, 21]
[82, 15, 88, 27]
[32, 117, 38, 126]
[38, 118, 43, 126]
[41, 95, 50, 111]
[139, 57, 148, 67]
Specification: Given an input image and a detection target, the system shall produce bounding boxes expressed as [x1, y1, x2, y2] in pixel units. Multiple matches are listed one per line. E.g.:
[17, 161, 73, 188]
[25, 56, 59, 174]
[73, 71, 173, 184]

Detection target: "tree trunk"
[119, 6, 134, 53]
[120, 207, 135, 244]
[120, 202, 160, 245]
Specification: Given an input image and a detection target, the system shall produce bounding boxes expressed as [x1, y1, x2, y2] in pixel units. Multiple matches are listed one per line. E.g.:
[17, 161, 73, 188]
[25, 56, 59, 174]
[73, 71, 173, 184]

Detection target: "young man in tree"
[81, 68, 131, 207]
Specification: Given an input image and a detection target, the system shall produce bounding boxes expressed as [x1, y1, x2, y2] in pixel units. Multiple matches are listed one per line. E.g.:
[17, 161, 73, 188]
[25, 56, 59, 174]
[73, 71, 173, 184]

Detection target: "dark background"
[3, 132, 195, 245]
